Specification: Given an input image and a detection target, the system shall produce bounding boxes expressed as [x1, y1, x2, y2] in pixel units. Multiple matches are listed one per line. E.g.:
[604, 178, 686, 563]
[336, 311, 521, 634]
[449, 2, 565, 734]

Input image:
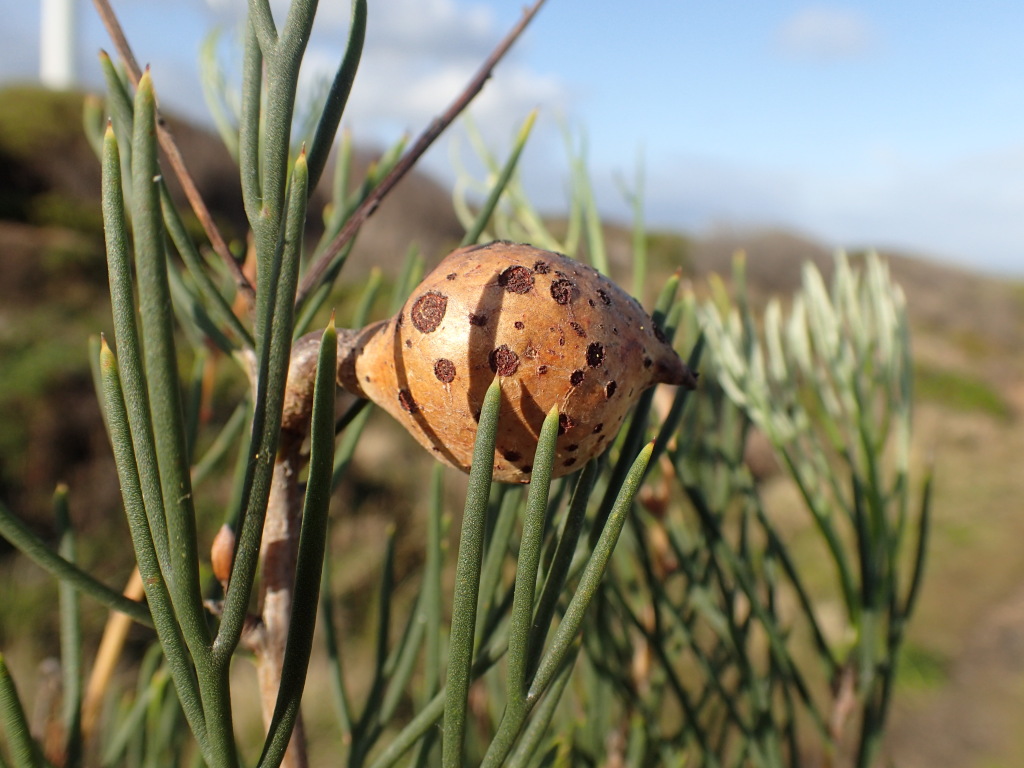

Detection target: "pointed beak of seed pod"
[654, 352, 699, 389]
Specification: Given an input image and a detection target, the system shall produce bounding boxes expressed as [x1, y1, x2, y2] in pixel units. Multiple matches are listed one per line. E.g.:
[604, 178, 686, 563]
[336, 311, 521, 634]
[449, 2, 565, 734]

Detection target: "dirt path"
[875, 370, 1024, 768]
[885, 579, 1024, 767]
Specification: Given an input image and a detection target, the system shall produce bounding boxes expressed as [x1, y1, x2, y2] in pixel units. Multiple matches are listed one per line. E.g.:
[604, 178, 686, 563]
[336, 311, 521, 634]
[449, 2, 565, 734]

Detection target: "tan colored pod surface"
[340, 241, 695, 483]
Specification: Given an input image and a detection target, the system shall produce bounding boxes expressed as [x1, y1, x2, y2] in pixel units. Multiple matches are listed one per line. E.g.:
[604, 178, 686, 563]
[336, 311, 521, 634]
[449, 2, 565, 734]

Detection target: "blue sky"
[4, 0, 1023, 275]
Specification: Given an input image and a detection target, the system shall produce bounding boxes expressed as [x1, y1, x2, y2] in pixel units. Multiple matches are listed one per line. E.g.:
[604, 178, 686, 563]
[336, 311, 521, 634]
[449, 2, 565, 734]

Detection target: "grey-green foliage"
[555, 254, 928, 768]
[454, 123, 928, 762]
[0, 1, 928, 767]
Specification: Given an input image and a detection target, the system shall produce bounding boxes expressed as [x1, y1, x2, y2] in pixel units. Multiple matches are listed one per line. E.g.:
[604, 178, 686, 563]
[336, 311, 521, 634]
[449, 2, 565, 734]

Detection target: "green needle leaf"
[0, 655, 43, 768]
[530, 442, 654, 702]
[461, 109, 538, 247]
[443, 376, 501, 768]
[131, 72, 208, 652]
[0, 497, 150, 626]
[507, 405, 559, 702]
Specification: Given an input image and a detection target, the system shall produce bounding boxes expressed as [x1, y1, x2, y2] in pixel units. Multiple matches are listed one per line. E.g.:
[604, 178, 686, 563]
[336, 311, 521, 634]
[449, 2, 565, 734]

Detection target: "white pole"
[40, 0, 77, 89]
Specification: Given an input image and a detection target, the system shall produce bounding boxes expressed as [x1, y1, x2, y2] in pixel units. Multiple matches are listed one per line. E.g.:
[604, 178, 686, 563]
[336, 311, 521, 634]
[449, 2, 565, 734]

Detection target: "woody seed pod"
[336, 241, 696, 483]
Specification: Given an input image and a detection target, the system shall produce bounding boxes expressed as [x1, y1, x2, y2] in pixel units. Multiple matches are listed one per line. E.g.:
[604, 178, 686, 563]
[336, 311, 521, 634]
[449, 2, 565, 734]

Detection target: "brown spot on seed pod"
[558, 413, 576, 435]
[514, 321, 525, 330]
[446, 273, 457, 280]
[567, 444, 579, 451]
[533, 260, 550, 274]
[501, 449, 522, 462]
[405, 339, 412, 348]
[468, 313, 488, 327]
[605, 381, 617, 398]
[398, 389, 418, 414]
[586, 342, 605, 368]
[588, 298, 596, 307]
[597, 288, 612, 305]
[410, 291, 447, 333]
[593, 423, 604, 434]
[653, 324, 669, 344]
[498, 264, 534, 294]
[570, 321, 587, 338]
[550, 278, 576, 305]
[570, 370, 585, 386]
[434, 358, 456, 383]
[524, 346, 539, 359]
[563, 458, 577, 467]
[538, 365, 549, 375]
[490, 345, 520, 376]
[521, 465, 533, 473]
[643, 357, 653, 368]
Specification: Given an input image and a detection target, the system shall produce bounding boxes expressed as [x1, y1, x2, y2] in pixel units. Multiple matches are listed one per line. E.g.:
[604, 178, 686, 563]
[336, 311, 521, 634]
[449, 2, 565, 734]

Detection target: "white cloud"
[4, 0, 568, 207]
[199, 0, 491, 40]
[543, 153, 806, 238]
[358, 0, 495, 58]
[182, 0, 568, 158]
[0, 0, 563, 139]
[775, 6, 877, 61]
[615, 147, 1024, 276]
[300, 0, 566, 140]
[803, 145, 1024, 272]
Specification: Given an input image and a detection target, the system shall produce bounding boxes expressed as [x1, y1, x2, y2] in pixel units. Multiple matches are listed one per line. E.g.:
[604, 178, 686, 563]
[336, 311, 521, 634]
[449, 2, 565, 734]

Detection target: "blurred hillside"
[1, 85, 1022, 768]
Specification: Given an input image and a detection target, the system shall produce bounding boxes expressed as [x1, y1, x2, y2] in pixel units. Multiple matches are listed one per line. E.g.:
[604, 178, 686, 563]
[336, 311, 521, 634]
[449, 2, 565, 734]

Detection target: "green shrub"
[29, 192, 105, 235]
[914, 364, 1012, 419]
[0, 4, 929, 768]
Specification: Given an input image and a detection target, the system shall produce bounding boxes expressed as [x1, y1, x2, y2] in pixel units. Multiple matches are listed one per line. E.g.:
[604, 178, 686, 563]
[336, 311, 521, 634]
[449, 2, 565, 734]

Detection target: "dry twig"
[295, 0, 548, 307]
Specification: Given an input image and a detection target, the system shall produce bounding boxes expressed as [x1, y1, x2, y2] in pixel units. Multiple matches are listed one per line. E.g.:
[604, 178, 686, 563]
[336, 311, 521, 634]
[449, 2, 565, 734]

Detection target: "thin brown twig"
[82, 567, 145, 742]
[294, 0, 548, 308]
[91, 0, 257, 311]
